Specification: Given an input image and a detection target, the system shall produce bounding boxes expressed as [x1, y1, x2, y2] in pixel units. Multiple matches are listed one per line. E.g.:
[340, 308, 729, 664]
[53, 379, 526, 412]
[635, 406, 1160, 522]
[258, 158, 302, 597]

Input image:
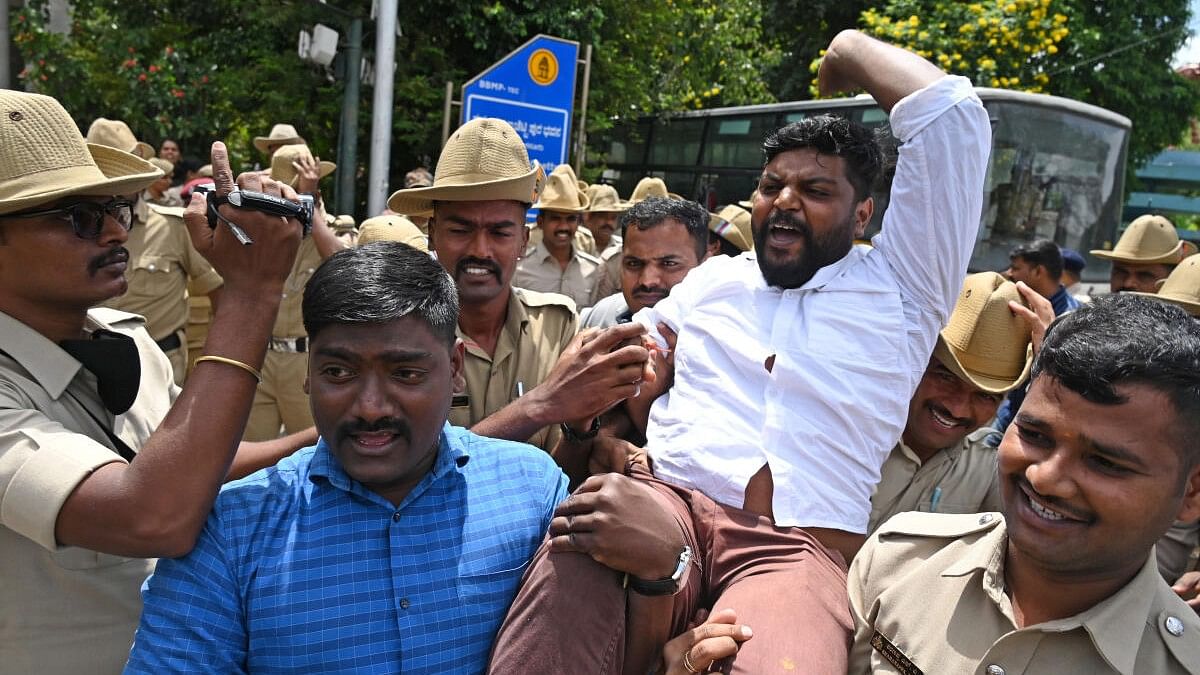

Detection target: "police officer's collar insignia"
[59, 329, 141, 415]
[870, 630, 924, 675]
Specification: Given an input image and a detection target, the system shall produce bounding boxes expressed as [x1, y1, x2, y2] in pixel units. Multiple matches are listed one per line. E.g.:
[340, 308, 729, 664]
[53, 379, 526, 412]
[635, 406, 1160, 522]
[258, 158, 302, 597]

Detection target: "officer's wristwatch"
[559, 417, 601, 442]
[628, 545, 692, 596]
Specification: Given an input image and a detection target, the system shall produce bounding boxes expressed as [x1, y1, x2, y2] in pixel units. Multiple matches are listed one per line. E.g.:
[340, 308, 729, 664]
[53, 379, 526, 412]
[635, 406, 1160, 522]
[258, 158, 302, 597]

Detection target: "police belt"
[268, 336, 308, 353]
[154, 331, 182, 353]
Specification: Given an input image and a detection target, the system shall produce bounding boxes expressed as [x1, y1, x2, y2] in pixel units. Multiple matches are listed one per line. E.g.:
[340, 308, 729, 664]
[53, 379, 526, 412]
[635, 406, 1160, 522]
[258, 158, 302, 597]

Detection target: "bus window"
[702, 114, 775, 168]
[859, 107, 889, 127]
[649, 118, 706, 166]
[976, 101, 1126, 280]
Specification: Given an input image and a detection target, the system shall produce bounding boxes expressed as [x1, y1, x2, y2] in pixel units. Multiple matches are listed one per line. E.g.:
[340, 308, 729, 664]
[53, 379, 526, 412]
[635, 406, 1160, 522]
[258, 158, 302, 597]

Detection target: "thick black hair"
[1033, 294, 1200, 465]
[762, 114, 883, 202]
[303, 242, 459, 346]
[1011, 238, 1064, 281]
[618, 196, 709, 262]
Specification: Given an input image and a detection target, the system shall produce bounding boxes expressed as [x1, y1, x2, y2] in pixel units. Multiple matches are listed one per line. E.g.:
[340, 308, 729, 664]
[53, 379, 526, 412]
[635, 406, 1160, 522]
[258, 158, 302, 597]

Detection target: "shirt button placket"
[392, 511, 401, 522]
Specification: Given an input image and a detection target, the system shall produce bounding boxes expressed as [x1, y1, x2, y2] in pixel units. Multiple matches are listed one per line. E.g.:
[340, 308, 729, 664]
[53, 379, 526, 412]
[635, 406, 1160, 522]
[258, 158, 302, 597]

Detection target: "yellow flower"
[1047, 44, 1058, 54]
[978, 17, 988, 27]
[909, 15, 920, 26]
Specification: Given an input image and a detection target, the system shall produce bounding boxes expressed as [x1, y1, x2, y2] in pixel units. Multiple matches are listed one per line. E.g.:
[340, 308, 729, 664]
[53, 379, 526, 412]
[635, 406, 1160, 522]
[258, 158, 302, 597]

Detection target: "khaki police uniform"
[600, 240, 622, 290]
[1158, 518, 1200, 584]
[449, 287, 577, 450]
[101, 204, 222, 386]
[849, 512, 1200, 675]
[0, 308, 177, 674]
[526, 224, 598, 258]
[184, 277, 213, 377]
[514, 241, 613, 309]
[868, 427, 1003, 533]
[244, 236, 321, 441]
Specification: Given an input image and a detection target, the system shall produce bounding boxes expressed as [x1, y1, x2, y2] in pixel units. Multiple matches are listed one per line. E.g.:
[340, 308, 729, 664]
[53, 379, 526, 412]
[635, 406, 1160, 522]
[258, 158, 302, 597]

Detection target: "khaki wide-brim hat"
[387, 118, 544, 218]
[738, 190, 758, 210]
[708, 203, 754, 252]
[1091, 214, 1187, 265]
[0, 91, 163, 215]
[269, 144, 335, 188]
[586, 184, 629, 213]
[932, 271, 1034, 394]
[253, 123, 305, 154]
[1131, 253, 1200, 317]
[85, 117, 155, 159]
[357, 215, 429, 252]
[534, 170, 589, 212]
[629, 176, 684, 203]
[148, 157, 174, 176]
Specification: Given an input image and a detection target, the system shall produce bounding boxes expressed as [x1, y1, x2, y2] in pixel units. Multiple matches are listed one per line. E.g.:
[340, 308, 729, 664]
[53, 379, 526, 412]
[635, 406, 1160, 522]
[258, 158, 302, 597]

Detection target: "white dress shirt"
[634, 76, 991, 533]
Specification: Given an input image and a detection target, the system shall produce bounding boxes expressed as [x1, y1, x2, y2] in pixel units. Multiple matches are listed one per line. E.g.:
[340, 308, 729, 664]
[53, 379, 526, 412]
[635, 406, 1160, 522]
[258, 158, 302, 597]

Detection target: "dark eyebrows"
[314, 346, 433, 363]
[441, 215, 519, 230]
[1087, 438, 1148, 470]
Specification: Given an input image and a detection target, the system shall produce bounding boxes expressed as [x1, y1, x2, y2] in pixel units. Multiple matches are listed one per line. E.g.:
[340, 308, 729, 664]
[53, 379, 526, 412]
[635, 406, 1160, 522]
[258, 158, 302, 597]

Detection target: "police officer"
[243, 143, 345, 441]
[514, 168, 614, 309]
[849, 295, 1200, 674]
[87, 119, 224, 386]
[0, 91, 304, 673]
[869, 272, 1042, 533]
[1092, 214, 1195, 294]
[387, 118, 650, 451]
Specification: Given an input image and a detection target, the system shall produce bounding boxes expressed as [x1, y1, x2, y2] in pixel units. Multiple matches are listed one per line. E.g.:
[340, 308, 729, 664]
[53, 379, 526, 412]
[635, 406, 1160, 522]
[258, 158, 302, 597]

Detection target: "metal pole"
[366, 0, 398, 216]
[0, 0, 10, 89]
[337, 17, 362, 216]
[574, 44, 592, 175]
[442, 81, 454, 147]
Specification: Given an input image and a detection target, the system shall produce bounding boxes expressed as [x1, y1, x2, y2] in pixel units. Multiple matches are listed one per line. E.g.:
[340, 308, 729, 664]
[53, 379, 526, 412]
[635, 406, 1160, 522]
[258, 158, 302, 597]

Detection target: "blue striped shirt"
[125, 424, 568, 674]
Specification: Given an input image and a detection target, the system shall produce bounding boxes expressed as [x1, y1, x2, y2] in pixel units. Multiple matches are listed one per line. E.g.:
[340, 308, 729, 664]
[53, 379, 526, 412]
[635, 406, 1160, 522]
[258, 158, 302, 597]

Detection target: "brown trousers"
[488, 465, 853, 674]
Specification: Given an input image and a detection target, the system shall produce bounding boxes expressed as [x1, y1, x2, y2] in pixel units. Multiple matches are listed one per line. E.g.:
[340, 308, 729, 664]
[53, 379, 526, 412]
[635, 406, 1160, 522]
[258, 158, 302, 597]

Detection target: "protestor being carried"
[0, 90, 309, 673]
[847, 294, 1200, 674]
[580, 196, 709, 330]
[387, 118, 653, 454]
[126, 242, 569, 673]
[488, 30, 991, 674]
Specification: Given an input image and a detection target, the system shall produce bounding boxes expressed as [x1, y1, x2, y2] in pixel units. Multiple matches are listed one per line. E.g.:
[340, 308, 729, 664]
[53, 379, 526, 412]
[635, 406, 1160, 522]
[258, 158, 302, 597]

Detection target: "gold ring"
[683, 647, 703, 674]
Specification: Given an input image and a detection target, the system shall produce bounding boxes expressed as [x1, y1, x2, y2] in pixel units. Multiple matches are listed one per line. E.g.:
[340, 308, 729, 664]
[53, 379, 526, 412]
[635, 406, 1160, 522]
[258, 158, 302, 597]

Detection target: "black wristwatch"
[559, 417, 601, 442]
[628, 546, 692, 596]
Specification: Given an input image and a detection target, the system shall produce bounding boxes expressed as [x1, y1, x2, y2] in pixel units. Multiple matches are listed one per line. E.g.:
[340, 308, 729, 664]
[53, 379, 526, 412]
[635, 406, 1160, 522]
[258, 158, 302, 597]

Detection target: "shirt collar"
[0, 309, 110, 399]
[743, 246, 866, 292]
[308, 422, 471, 509]
[456, 288, 530, 356]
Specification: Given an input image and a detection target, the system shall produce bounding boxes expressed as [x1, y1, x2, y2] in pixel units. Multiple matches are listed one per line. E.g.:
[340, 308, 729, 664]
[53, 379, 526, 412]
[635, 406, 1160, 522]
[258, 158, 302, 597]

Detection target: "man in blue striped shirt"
[126, 242, 569, 673]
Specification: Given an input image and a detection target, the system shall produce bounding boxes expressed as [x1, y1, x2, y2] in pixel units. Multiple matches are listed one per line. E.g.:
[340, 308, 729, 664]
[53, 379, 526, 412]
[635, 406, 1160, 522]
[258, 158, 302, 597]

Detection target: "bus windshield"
[597, 89, 1130, 282]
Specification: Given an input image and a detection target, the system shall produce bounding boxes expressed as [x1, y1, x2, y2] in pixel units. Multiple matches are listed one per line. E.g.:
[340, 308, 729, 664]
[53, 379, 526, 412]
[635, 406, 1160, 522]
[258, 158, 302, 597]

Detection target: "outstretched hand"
[661, 608, 753, 674]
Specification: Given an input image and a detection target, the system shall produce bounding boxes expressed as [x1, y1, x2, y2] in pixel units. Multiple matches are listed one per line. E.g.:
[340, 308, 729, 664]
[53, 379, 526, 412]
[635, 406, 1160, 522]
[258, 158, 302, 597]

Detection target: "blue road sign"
[462, 35, 579, 175]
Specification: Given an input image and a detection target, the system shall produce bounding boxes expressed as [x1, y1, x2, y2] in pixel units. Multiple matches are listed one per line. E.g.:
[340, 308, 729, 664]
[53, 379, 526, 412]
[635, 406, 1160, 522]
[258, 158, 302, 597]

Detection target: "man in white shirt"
[488, 31, 991, 674]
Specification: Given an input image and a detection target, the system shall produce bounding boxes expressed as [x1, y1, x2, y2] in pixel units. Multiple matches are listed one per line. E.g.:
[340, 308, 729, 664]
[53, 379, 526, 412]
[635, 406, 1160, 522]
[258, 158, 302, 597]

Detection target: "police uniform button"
[979, 513, 994, 525]
[1165, 615, 1185, 637]
[986, 665, 1005, 675]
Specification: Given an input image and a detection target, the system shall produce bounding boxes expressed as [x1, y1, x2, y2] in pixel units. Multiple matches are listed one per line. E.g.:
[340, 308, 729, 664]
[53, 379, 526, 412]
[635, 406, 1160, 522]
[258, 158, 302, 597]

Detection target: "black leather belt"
[155, 331, 182, 353]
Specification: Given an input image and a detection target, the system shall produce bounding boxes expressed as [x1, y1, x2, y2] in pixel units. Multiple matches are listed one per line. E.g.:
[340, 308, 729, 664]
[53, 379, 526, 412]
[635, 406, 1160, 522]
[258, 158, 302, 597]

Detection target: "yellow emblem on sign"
[528, 48, 559, 86]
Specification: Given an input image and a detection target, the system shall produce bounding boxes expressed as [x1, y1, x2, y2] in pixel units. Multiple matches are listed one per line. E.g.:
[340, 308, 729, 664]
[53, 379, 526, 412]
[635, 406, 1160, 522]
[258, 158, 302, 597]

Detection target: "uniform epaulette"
[515, 287, 578, 313]
[88, 307, 147, 328]
[875, 511, 1002, 539]
[147, 203, 186, 219]
[966, 426, 1003, 447]
[575, 249, 602, 265]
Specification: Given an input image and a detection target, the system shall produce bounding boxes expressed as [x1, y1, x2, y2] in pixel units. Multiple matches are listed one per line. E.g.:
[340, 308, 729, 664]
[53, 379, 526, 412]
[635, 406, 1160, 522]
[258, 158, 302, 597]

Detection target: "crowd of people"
[0, 29, 1198, 674]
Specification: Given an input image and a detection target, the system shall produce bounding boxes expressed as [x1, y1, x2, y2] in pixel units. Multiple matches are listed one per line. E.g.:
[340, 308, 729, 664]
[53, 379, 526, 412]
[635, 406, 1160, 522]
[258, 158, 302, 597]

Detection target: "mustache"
[632, 285, 669, 297]
[456, 257, 500, 277]
[762, 209, 813, 236]
[338, 416, 412, 442]
[929, 403, 970, 428]
[88, 246, 129, 275]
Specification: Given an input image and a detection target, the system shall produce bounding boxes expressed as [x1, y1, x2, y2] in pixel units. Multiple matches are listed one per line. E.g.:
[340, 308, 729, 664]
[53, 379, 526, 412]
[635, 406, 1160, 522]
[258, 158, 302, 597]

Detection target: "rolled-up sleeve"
[872, 75, 992, 323]
[0, 407, 126, 551]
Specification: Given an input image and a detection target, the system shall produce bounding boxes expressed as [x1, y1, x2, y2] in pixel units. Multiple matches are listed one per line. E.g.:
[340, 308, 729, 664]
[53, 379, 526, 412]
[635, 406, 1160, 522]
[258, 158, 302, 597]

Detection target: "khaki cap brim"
[0, 143, 163, 215]
[1089, 241, 1186, 265]
[932, 334, 1032, 395]
[253, 136, 304, 153]
[387, 165, 541, 218]
[587, 203, 630, 213]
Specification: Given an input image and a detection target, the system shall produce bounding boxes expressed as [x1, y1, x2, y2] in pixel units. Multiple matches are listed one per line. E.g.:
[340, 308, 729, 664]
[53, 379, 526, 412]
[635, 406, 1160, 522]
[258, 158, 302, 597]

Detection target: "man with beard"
[488, 30, 990, 674]
[126, 243, 569, 673]
[388, 118, 652, 452]
[0, 91, 307, 673]
[580, 196, 709, 329]
[847, 295, 1200, 674]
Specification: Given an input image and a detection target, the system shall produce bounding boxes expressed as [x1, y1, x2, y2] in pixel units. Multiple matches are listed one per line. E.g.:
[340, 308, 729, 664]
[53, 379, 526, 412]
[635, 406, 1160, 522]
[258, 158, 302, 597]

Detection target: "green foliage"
[762, 0, 871, 101]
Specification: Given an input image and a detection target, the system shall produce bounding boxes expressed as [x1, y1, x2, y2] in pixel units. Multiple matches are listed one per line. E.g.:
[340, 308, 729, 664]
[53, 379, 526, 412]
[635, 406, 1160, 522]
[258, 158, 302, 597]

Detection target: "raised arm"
[818, 30, 946, 112]
[53, 142, 303, 558]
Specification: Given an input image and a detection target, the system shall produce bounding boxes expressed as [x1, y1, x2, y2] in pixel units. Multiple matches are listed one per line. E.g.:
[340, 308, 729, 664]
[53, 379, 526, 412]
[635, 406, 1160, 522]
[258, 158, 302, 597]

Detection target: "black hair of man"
[303, 242, 459, 346]
[618, 196, 709, 262]
[761, 114, 883, 202]
[708, 231, 743, 257]
[1010, 238, 1064, 281]
[1033, 293, 1200, 467]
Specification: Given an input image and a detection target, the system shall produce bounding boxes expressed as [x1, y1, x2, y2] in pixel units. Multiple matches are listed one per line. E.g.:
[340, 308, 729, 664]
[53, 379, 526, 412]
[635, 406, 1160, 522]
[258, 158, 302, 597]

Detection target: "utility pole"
[366, 0, 397, 216]
[0, 0, 11, 90]
[336, 17, 362, 216]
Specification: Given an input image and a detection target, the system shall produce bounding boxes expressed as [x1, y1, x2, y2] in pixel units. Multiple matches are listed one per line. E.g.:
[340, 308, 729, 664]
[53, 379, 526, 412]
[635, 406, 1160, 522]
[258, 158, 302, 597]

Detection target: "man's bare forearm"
[228, 426, 319, 481]
[821, 30, 945, 112]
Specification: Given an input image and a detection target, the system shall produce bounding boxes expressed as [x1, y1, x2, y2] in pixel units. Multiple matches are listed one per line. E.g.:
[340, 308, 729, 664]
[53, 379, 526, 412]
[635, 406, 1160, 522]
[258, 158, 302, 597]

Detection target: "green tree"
[762, 0, 871, 102]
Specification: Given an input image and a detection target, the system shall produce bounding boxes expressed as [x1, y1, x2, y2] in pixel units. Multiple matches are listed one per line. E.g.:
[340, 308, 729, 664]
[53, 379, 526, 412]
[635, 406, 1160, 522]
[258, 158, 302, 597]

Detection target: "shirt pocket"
[802, 287, 905, 370]
[125, 255, 175, 299]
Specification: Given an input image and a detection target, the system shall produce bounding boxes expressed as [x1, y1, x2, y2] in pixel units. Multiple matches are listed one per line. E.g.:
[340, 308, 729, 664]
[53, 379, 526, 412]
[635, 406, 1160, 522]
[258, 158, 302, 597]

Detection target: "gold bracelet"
[194, 355, 262, 383]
